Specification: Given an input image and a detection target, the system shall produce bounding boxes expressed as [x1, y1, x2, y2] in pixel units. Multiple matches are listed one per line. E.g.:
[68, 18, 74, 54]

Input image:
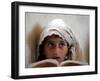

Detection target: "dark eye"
[46, 42, 53, 48]
[59, 42, 66, 47]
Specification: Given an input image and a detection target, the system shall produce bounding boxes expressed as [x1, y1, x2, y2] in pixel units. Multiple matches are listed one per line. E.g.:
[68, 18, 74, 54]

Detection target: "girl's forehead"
[44, 34, 65, 42]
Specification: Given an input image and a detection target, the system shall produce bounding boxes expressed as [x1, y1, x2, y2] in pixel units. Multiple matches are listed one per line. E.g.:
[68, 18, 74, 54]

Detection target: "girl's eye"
[59, 42, 66, 47]
[46, 42, 53, 48]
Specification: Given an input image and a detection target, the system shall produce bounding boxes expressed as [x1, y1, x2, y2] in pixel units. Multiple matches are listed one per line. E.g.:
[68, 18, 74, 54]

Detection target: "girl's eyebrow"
[45, 39, 66, 43]
[45, 40, 54, 43]
[60, 40, 66, 43]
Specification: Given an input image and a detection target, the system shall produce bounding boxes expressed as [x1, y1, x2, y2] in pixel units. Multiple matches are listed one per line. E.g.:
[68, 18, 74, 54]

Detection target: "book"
[29, 59, 87, 68]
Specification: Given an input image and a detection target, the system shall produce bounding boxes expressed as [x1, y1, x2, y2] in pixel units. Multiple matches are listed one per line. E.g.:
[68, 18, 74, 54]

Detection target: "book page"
[60, 60, 87, 66]
[29, 59, 60, 68]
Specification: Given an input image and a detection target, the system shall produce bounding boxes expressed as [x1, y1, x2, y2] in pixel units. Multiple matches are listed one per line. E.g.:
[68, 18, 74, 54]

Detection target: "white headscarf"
[37, 19, 78, 60]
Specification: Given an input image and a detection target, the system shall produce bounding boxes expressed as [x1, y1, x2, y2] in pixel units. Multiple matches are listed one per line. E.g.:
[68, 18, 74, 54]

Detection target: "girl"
[36, 19, 83, 63]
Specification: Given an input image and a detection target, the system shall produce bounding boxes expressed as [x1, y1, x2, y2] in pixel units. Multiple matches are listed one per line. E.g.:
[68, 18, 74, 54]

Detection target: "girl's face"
[43, 35, 68, 63]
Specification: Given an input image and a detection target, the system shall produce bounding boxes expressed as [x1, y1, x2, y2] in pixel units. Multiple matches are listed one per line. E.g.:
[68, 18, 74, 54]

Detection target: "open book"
[29, 59, 87, 68]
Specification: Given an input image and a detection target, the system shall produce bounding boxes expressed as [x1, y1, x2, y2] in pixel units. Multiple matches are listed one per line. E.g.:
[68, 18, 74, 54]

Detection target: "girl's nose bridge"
[53, 44, 60, 52]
